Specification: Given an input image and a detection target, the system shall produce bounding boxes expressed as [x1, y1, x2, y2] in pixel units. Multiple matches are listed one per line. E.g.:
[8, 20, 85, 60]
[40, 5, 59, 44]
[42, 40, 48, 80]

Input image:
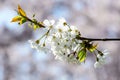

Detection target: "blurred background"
[0, 0, 120, 80]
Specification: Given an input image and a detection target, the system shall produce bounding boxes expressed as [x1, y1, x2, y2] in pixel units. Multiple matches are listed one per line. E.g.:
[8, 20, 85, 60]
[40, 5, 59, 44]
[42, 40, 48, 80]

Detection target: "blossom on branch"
[11, 5, 110, 68]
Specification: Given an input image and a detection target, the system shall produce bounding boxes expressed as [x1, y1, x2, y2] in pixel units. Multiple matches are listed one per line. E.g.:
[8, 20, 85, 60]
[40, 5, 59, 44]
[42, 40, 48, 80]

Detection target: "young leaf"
[33, 24, 39, 30]
[11, 16, 22, 22]
[88, 44, 97, 52]
[77, 49, 87, 62]
[19, 18, 27, 25]
[18, 5, 26, 16]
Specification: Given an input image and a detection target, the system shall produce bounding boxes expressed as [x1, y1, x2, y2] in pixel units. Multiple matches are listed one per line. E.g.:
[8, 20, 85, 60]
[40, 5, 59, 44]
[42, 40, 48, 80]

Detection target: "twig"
[76, 36, 120, 41]
[21, 15, 45, 28]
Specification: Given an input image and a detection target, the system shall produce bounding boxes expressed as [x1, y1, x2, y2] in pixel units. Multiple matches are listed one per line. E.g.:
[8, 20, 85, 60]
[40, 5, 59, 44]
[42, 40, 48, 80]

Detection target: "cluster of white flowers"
[94, 50, 109, 68]
[29, 18, 109, 67]
[11, 5, 111, 68]
[46, 18, 83, 64]
[29, 18, 82, 64]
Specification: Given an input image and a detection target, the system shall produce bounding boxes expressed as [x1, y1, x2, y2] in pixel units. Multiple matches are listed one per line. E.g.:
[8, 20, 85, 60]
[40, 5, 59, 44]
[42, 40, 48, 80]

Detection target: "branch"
[23, 16, 45, 28]
[77, 36, 120, 41]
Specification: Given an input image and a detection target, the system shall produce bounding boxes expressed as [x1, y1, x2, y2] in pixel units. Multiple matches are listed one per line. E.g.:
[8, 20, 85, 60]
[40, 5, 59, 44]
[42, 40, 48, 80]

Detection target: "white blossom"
[43, 19, 56, 34]
[28, 40, 38, 49]
[55, 18, 70, 32]
[43, 19, 55, 28]
[45, 18, 81, 64]
[28, 40, 48, 53]
[29, 18, 110, 66]
[94, 50, 109, 68]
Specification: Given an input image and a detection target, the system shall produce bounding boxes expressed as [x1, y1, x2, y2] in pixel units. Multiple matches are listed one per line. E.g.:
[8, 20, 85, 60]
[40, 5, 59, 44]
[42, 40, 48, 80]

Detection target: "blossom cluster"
[29, 18, 81, 64]
[28, 18, 109, 68]
[11, 5, 110, 68]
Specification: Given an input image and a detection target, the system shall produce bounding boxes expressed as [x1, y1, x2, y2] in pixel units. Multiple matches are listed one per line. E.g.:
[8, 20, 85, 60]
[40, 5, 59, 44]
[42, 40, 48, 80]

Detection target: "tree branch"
[22, 15, 45, 28]
[77, 37, 120, 41]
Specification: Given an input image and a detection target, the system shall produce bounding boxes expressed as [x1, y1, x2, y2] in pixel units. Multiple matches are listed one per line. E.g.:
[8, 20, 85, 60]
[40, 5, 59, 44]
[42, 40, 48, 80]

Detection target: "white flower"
[70, 25, 78, 33]
[47, 19, 81, 64]
[58, 17, 66, 25]
[97, 50, 109, 60]
[43, 19, 55, 27]
[73, 44, 80, 52]
[37, 44, 49, 53]
[94, 50, 109, 68]
[28, 40, 38, 49]
[43, 19, 55, 30]
[29, 18, 82, 64]
[70, 25, 80, 38]
[55, 18, 70, 32]
[28, 40, 48, 53]
[102, 50, 109, 57]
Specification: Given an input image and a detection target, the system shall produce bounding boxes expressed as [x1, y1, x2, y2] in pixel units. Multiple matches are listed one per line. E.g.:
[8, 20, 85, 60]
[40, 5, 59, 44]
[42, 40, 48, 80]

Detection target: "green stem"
[21, 15, 45, 28]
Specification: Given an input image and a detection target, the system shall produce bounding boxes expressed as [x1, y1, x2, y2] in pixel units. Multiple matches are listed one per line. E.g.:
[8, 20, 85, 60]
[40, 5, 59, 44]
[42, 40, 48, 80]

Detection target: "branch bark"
[76, 37, 120, 41]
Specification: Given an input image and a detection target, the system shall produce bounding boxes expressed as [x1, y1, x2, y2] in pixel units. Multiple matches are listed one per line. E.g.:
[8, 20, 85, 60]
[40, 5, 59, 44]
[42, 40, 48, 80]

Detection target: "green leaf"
[77, 49, 87, 62]
[11, 16, 22, 22]
[19, 18, 27, 25]
[18, 5, 26, 16]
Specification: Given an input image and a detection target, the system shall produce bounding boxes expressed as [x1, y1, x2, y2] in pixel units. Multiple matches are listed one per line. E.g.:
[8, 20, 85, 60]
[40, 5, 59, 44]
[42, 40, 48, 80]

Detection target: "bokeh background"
[0, 0, 120, 80]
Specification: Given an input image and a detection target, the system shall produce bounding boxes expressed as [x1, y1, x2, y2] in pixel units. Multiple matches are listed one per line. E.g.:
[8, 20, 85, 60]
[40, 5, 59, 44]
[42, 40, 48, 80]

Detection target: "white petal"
[59, 17, 66, 23]
[94, 62, 101, 68]
[70, 25, 78, 30]
[43, 19, 50, 26]
[97, 54, 102, 58]
[28, 40, 37, 48]
[50, 20, 55, 25]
